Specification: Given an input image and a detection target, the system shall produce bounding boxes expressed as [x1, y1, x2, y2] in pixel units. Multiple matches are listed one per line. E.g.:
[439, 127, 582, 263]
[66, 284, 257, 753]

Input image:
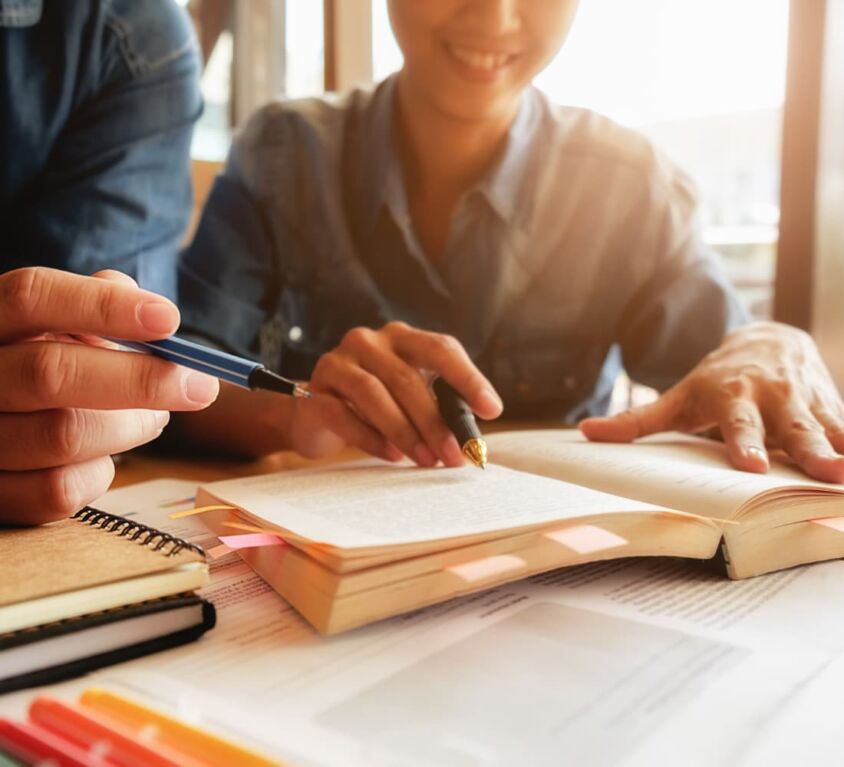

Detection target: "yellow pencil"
[79, 689, 285, 767]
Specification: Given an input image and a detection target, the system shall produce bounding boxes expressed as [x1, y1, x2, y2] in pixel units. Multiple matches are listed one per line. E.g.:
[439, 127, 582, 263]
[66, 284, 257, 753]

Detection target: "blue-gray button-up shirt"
[0, 0, 201, 298]
[180, 76, 748, 421]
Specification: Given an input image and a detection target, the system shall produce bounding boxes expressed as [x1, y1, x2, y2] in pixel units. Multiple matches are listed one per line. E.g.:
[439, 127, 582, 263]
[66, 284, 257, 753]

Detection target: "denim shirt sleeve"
[8, 0, 201, 299]
[616, 167, 750, 390]
[178, 109, 279, 360]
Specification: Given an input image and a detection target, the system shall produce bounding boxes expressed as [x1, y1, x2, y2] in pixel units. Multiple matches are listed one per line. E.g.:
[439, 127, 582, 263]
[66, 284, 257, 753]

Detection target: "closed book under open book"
[195, 432, 844, 635]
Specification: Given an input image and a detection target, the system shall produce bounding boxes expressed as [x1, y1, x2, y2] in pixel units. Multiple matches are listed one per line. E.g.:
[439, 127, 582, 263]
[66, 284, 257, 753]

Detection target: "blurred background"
[180, 0, 844, 389]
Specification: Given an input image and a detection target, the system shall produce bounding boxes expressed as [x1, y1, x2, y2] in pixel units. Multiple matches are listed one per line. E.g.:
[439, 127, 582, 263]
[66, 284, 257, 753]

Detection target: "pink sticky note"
[217, 533, 287, 550]
[544, 525, 627, 554]
[448, 555, 526, 583]
[812, 517, 844, 533]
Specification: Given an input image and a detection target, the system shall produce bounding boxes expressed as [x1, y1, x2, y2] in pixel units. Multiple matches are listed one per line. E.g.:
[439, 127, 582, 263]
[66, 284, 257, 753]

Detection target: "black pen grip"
[433, 378, 482, 444]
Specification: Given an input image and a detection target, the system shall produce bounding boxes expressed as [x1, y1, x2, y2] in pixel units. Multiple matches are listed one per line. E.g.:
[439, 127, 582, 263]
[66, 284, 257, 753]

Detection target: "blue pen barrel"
[109, 337, 258, 389]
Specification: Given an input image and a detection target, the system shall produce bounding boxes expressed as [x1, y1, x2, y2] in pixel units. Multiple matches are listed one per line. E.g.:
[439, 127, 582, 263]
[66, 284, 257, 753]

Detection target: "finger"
[0, 341, 219, 412]
[715, 398, 769, 473]
[814, 405, 844, 455]
[356, 346, 464, 467]
[315, 354, 436, 467]
[579, 389, 682, 442]
[388, 324, 503, 420]
[0, 456, 115, 526]
[0, 409, 170, 471]
[293, 394, 402, 462]
[772, 401, 844, 483]
[91, 269, 139, 288]
[0, 267, 180, 343]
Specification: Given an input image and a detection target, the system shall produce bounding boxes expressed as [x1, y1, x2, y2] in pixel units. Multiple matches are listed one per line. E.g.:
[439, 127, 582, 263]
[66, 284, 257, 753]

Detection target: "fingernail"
[745, 446, 768, 465]
[138, 301, 180, 335]
[385, 445, 404, 462]
[184, 372, 219, 404]
[441, 435, 465, 466]
[478, 388, 504, 414]
[153, 411, 170, 428]
[413, 443, 437, 467]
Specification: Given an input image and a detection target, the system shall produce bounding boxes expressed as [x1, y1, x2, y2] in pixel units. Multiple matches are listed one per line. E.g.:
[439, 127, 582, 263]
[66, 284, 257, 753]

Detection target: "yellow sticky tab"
[169, 505, 238, 520]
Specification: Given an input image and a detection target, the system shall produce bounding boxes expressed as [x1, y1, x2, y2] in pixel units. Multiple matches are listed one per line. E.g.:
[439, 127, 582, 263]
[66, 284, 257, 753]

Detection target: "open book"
[194, 431, 844, 635]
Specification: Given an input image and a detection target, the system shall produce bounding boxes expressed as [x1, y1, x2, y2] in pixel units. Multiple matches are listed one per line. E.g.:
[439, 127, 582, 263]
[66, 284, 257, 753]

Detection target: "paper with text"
[200, 461, 672, 549]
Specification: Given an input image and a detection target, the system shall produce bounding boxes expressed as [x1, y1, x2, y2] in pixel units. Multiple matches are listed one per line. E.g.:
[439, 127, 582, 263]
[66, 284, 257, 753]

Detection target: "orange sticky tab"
[544, 525, 628, 554]
[222, 521, 278, 534]
[169, 505, 238, 520]
[448, 554, 526, 583]
[206, 543, 233, 560]
[218, 533, 286, 550]
[812, 517, 844, 532]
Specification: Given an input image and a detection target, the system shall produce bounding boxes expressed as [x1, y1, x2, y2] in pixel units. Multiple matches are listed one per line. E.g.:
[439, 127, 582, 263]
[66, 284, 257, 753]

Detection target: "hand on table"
[580, 322, 844, 483]
[287, 321, 502, 467]
[0, 267, 219, 524]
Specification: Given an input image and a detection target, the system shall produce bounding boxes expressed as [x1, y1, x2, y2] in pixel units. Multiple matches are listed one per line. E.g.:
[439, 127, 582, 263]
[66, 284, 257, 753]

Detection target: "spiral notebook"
[0, 508, 215, 693]
[0, 507, 209, 634]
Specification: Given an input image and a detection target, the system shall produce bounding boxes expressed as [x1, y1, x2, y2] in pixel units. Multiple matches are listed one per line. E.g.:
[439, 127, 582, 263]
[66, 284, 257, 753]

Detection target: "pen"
[109, 335, 311, 399]
[79, 689, 283, 767]
[433, 378, 488, 470]
[29, 696, 202, 767]
[0, 718, 94, 767]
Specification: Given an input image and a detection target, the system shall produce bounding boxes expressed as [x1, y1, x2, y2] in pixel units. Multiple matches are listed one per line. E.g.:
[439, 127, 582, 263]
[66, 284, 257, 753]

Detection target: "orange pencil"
[29, 696, 206, 767]
[80, 689, 284, 767]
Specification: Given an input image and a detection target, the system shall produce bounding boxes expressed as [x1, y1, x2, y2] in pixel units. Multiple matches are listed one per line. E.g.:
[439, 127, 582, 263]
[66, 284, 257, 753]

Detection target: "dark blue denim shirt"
[0, 0, 201, 298]
[181, 77, 749, 421]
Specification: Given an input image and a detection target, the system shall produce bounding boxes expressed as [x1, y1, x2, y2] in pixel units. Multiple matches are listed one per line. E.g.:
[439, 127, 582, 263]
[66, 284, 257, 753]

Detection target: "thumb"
[91, 269, 139, 288]
[579, 391, 680, 443]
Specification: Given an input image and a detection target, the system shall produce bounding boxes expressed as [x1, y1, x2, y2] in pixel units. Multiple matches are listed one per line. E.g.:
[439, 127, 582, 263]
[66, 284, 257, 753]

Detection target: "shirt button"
[564, 375, 578, 391]
[288, 326, 303, 343]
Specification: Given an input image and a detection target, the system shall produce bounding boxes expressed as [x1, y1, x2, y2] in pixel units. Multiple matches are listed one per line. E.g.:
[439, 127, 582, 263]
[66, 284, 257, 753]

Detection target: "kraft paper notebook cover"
[0, 507, 209, 634]
[195, 432, 844, 635]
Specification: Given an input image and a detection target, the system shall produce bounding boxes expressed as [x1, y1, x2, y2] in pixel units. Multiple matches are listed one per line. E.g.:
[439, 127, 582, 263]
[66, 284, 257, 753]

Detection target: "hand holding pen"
[288, 321, 502, 467]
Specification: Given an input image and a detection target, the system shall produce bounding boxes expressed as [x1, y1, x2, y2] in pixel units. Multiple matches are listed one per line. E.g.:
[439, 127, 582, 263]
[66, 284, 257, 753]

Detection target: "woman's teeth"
[447, 44, 512, 71]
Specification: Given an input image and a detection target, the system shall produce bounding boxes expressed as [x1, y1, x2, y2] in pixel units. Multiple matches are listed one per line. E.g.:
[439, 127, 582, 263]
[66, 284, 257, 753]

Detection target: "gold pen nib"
[462, 438, 488, 470]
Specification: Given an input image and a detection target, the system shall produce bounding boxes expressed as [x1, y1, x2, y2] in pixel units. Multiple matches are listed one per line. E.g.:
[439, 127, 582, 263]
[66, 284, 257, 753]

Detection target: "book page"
[487, 430, 840, 521]
[200, 461, 672, 550]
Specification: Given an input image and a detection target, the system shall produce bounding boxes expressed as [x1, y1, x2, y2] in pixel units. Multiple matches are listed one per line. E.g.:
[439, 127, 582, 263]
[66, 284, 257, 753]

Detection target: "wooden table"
[111, 421, 558, 487]
[110, 448, 350, 488]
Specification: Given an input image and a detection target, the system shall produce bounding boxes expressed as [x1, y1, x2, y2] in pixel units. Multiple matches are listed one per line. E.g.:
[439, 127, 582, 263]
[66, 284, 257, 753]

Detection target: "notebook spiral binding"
[71, 507, 205, 558]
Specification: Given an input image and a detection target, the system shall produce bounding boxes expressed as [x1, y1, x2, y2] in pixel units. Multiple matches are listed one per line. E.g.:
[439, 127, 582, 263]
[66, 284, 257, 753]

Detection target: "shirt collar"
[0, 0, 42, 27]
[359, 76, 544, 237]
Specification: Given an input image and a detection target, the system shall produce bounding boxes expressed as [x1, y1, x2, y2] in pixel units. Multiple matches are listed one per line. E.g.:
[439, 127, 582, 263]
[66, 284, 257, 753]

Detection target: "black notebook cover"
[0, 593, 216, 694]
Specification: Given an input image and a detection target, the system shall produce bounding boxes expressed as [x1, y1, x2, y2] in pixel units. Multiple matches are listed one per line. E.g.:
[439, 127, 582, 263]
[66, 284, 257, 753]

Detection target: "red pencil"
[0, 718, 99, 767]
[28, 697, 205, 767]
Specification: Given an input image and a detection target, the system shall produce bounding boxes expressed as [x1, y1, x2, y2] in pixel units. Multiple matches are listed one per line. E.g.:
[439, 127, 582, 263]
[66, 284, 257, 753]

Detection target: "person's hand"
[287, 322, 503, 467]
[0, 267, 220, 524]
[580, 322, 844, 483]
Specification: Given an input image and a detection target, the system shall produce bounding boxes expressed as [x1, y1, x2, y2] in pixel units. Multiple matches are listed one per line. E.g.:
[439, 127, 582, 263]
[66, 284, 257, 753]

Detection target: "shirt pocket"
[487, 334, 607, 420]
[265, 283, 384, 380]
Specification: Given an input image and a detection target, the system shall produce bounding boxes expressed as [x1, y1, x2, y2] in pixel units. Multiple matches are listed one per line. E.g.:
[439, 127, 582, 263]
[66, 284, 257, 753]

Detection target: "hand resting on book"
[0, 268, 219, 524]
[581, 322, 844, 483]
